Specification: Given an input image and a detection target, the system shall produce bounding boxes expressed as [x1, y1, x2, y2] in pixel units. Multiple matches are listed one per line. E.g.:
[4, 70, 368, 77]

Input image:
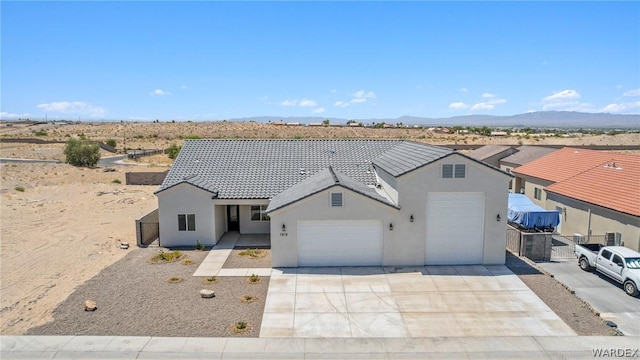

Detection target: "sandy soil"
[0, 162, 164, 335]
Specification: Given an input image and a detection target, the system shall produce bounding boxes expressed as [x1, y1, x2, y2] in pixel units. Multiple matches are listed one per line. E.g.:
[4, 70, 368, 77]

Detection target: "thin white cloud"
[448, 102, 469, 110]
[459, 88, 468, 93]
[623, 88, 640, 97]
[151, 89, 171, 96]
[481, 93, 496, 99]
[334, 89, 376, 107]
[335, 101, 349, 108]
[487, 98, 506, 105]
[298, 99, 317, 107]
[312, 107, 326, 114]
[599, 101, 640, 113]
[543, 89, 580, 102]
[279, 100, 298, 107]
[616, 84, 624, 89]
[1, 111, 32, 119]
[36, 101, 106, 117]
[352, 90, 376, 100]
[470, 102, 494, 111]
[330, 89, 337, 94]
[350, 98, 367, 104]
[180, 85, 188, 90]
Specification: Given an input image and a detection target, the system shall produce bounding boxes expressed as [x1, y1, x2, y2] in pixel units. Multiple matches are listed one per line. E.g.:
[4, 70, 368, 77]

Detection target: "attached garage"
[297, 220, 383, 266]
[425, 192, 485, 265]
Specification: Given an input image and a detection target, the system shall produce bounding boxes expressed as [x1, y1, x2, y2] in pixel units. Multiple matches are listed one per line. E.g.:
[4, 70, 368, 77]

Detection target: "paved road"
[1, 155, 132, 166]
[538, 259, 640, 336]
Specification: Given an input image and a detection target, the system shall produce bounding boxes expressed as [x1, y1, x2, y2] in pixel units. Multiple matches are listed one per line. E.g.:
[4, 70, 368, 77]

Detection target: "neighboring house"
[512, 147, 640, 251]
[500, 146, 558, 192]
[468, 145, 517, 168]
[155, 139, 512, 267]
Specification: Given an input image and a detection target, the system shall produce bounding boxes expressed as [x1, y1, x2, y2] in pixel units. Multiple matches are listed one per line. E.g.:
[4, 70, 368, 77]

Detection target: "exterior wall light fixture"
[389, 223, 394, 231]
[410, 215, 414, 222]
[496, 214, 501, 222]
[282, 224, 286, 232]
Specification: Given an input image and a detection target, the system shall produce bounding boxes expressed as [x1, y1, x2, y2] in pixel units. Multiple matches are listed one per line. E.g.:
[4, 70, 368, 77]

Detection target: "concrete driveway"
[538, 259, 640, 336]
[260, 265, 576, 338]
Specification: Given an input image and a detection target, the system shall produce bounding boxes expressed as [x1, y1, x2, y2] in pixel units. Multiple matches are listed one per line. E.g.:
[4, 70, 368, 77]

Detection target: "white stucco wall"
[547, 193, 640, 251]
[157, 183, 216, 247]
[375, 166, 398, 204]
[238, 205, 271, 234]
[214, 205, 226, 242]
[269, 187, 398, 267]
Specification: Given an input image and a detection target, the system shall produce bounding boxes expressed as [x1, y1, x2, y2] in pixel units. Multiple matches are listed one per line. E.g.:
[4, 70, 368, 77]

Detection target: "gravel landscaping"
[27, 248, 269, 337]
[223, 248, 272, 268]
[505, 252, 619, 336]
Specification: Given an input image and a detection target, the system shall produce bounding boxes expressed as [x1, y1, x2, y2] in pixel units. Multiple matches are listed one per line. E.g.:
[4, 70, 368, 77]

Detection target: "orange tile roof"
[514, 147, 640, 216]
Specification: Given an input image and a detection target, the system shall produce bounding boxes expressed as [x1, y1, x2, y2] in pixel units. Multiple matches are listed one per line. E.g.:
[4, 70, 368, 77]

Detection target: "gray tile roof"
[266, 167, 398, 213]
[371, 141, 453, 177]
[157, 139, 406, 199]
[468, 145, 514, 161]
[501, 146, 558, 166]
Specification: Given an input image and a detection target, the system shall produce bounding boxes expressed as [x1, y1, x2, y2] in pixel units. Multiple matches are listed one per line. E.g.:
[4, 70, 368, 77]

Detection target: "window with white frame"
[178, 214, 196, 231]
[250, 205, 270, 221]
[442, 164, 466, 178]
[331, 192, 343, 207]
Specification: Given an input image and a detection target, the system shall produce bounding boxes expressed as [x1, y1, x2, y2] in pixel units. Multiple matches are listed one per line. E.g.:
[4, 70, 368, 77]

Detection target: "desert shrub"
[204, 276, 217, 283]
[112, 179, 121, 184]
[149, 249, 183, 263]
[64, 138, 101, 167]
[238, 248, 266, 258]
[14, 186, 25, 192]
[105, 138, 117, 147]
[196, 240, 205, 251]
[230, 321, 251, 334]
[182, 259, 194, 265]
[185, 135, 201, 139]
[167, 277, 184, 283]
[34, 129, 47, 136]
[167, 143, 181, 159]
[248, 274, 260, 283]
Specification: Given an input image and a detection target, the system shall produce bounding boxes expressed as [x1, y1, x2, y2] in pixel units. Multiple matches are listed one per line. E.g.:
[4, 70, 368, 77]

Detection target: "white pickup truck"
[575, 244, 640, 297]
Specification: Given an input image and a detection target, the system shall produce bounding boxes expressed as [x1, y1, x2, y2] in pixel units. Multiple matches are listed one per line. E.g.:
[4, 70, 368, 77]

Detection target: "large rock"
[200, 289, 215, 298]
[84, 300, 97, 311]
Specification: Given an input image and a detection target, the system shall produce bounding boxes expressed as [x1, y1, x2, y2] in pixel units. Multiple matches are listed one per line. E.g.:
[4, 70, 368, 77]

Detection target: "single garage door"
[297, 220, 383, 266]
[425, 192, 485, 265]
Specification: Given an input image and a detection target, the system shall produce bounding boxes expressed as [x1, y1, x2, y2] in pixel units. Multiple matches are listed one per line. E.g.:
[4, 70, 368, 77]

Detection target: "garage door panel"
[298, 220, 383, 266]
[426, 192, 484, 265]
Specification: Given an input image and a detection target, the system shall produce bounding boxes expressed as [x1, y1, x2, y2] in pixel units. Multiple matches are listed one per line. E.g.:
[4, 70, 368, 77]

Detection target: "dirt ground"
[1, 121, 637, 336]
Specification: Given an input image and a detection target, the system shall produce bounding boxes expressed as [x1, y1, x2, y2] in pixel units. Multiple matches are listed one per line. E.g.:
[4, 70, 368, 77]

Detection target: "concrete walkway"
[2, 335, 638, 359]
[192, 233, 271, 277]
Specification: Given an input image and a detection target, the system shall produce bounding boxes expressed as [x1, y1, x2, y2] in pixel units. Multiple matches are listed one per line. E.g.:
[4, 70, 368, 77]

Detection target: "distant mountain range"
[229, 111, 640, 128]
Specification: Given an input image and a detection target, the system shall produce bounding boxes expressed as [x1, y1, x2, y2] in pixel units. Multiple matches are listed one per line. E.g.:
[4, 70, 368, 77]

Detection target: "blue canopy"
[508, 193, 560, 229]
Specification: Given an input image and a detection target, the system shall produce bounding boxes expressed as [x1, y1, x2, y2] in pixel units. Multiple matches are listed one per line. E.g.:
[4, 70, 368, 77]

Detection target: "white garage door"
[297, 220, 383, 266]
[425, 192, 485, 265]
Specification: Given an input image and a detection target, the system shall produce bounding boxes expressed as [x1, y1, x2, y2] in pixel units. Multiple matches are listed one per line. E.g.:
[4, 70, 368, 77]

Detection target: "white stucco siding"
[214, 205, 226, 242]
[269, 186, 397, 267]
[239, 205, 271, 234]
[396, 154, 511, 265]
[375, 166, 398, 204]
[157, 183, 216, 247]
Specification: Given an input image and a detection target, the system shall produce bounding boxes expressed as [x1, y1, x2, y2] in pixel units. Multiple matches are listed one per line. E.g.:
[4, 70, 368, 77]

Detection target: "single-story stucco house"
[155, 139, 512, 267]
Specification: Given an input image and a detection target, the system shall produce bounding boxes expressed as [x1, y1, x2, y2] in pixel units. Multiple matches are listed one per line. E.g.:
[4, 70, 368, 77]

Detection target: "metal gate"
[136, 209, 159, 247]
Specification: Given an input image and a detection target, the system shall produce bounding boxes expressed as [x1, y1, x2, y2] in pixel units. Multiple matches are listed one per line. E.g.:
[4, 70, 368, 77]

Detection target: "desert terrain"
[1, 121, 638, 335]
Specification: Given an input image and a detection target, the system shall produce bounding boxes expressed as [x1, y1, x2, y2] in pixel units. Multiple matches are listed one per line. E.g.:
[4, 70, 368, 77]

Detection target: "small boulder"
[84, 300, 97, 311]
[119, 242, 129, 249]
[200, 289, 215, 298]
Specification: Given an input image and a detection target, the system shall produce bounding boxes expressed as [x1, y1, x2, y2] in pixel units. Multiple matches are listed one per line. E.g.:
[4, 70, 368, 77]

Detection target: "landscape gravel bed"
[27, 248, 269, 337]
[222, 249, 272, 269]
[505, 252, 617, 336]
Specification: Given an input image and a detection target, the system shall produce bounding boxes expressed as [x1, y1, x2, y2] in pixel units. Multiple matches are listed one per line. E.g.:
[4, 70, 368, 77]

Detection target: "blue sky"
[2, 1, 639, 121]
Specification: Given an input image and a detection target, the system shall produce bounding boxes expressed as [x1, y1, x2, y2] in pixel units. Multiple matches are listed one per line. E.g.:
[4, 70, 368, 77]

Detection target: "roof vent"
[299, 167, 306, 175]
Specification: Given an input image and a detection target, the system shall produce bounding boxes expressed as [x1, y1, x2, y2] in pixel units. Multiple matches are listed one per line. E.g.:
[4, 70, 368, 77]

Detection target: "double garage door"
[297, 220, 383, 266]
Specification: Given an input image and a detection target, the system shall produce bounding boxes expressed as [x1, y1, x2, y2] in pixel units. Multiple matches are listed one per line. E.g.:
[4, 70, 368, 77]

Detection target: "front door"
[227, 205, 239, 231]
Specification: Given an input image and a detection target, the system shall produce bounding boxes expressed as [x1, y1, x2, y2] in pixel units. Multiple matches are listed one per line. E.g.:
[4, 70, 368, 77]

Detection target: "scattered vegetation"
[184, 135, 201, 140]
[64, 138, 101, 167]
[149, 249, 184, 264]
[247, 273, 261, 284]
[105, 138, 117, 147]
[196, 240, 206, 251]
[167, 277, 184, 283]
[203, 276, 217, 284]
[14, 186, 25, 192]
[182, 259, 195, 265]
[167, 143, 181, 159]
[111, 179, 121, 184]
[230, 321, 251, 334]
[34, 129, 47, 136]
[238, 248, 266, 258]
[241, 294, 257, 303]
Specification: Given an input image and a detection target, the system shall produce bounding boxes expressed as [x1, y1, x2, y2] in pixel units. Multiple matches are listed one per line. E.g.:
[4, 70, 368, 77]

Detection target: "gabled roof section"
[266, 167, 398, 213]
[372, 141, 453, 177]
[468, 145, 513, 161]
[512, 147, 630, 183]
[546, 156, 640, 217]
[157, 139, 403, 199]
[154, 174, 219, 196]
[501, 146, 558, 166]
